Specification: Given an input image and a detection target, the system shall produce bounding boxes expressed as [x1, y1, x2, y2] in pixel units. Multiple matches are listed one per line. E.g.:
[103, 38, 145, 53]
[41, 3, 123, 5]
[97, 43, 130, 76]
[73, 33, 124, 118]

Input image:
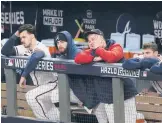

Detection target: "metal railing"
[1, 56, 162, 123]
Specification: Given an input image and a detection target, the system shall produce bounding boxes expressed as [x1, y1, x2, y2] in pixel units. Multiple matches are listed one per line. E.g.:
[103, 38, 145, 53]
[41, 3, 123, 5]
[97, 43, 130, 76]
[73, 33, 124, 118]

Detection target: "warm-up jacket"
[75, 39, 124, 63]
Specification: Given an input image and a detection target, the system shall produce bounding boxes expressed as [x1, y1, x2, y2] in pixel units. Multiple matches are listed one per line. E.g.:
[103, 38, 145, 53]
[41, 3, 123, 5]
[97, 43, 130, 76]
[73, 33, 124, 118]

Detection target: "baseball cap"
[84, 29, 104, 38]
[54, 33, 67, 43]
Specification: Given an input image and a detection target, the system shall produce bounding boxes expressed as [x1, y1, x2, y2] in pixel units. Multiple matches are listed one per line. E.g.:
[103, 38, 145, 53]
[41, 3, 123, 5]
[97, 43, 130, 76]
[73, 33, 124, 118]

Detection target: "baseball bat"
[75, 19, 84, 33]
[75, 23, 84, 38]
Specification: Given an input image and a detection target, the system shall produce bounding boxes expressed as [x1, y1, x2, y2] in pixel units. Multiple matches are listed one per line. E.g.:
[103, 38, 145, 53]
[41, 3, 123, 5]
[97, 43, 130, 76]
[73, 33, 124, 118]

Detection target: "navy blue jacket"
[122, 57, 160, 70]
[150, 62, 162, 74]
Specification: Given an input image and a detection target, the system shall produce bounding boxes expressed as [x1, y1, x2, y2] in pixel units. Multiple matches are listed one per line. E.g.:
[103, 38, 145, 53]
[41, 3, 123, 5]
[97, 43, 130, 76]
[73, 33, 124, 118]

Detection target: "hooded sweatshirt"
[54, 31, 81, 59]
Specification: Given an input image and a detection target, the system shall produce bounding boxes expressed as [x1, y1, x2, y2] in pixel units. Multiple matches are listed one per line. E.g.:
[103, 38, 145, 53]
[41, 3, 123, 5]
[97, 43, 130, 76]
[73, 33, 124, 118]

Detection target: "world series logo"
[5, 59, 14, 67]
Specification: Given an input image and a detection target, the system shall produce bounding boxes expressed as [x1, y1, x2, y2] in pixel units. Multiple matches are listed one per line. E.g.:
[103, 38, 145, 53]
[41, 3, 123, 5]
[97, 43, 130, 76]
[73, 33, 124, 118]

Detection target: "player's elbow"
[75, 55, 93, 64]
[1, 49, 6, 56]
[108, 53, 124, 63]
[1, 49, 11, 56]
[74, 56, 83, 64]
[122, 60, 133, 69]
[32, 51, 45, 60]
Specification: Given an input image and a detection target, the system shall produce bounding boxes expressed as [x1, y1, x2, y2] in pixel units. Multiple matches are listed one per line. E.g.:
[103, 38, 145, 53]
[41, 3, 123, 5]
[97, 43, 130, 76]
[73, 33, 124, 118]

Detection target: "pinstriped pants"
[49, 86, 109, 123]
[105, 97, 137, 123]
[26, 83, 58, 120]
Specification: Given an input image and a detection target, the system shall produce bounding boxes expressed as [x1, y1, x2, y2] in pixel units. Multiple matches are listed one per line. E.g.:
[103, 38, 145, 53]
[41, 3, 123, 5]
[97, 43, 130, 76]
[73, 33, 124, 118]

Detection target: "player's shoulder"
[36, 41, 48, 50]
[37, 41, 47, 48]
[36, 41, 51, 57]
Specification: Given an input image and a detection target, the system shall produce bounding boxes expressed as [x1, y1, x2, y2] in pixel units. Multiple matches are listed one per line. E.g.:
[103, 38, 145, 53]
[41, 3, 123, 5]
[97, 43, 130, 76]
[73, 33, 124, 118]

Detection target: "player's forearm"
[122, 58, 142, 70]
[150, 62, 162, 74]
[141, 58, 160, 69]
[95, 46, 123, 63]
[1, 34, 18, 56]
[21, 51, 45, 78]
[74, 49, 94, 64]
[75, 51, 94, 64]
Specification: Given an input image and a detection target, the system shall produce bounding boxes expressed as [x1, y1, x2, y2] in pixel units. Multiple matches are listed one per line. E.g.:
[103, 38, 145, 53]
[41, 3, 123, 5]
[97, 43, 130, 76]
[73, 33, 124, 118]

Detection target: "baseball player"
[123, 42, 162, 96]
[74, 29, 138, 123]
[45, 31, 83, 120]
[1, 24, 58, 120]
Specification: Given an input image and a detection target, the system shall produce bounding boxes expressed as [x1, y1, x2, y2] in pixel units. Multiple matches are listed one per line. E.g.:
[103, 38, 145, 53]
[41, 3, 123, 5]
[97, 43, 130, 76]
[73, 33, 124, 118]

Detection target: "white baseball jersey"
[151, 81, 162, 94]
[151, 60, 162, 95]
[14, 41, 58, 86]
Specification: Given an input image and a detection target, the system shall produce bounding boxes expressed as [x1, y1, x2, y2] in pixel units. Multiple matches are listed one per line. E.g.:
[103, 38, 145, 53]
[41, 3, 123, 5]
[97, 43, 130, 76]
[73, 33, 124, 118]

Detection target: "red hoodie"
[75, 42, 124, 64]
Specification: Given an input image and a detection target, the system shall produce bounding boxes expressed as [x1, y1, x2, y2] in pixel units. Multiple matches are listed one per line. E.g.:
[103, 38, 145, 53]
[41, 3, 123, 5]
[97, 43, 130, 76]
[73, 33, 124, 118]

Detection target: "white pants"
[93, 103, 109, 123]
[26, 83, 82, 121]
[105, 97, 137, 123]
[47, 86, 108, 123]
[26, 83, 108, 123]
[46, 85, 82, 121]
[26, 83, 57, 120]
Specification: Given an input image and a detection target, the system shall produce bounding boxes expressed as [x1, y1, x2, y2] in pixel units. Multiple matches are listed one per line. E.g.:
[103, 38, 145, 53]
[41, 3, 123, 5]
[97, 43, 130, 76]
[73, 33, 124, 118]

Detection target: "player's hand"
[93, 56, 102, 62]
[92, 43, 101, 50]
[15, 31, 20, 37]
[19, 76, 26, 88]
[133, 54, 144, 59]
[91, 35, 102, 49]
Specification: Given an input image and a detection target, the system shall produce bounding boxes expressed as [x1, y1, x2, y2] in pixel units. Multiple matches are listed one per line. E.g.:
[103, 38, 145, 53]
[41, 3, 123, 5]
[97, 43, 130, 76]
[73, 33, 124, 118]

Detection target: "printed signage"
[100, 66, 140, 77]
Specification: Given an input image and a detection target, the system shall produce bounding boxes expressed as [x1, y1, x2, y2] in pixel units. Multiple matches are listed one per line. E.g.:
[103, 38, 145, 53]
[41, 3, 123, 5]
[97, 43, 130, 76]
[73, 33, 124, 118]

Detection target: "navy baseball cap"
[54, 33, 67, 43]
[84, 29, 104, 38]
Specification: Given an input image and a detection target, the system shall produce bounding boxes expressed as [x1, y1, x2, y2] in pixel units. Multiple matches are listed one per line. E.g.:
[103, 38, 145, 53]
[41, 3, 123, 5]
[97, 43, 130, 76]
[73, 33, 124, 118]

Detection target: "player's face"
[57, 40, 67, 53]
[20, 31, 33, 48]
[87, 34, 101, 49]
[143, 48, 158, 58]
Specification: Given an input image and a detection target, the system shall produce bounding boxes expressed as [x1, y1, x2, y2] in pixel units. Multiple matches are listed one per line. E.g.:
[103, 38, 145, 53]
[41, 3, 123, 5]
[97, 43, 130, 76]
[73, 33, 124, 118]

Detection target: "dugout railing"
[1, 56, 162, 123]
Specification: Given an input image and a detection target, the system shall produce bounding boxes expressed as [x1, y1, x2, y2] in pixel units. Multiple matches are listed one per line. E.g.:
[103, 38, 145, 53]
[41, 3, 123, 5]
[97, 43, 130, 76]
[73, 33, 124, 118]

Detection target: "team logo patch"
[55, 35, 59, 41]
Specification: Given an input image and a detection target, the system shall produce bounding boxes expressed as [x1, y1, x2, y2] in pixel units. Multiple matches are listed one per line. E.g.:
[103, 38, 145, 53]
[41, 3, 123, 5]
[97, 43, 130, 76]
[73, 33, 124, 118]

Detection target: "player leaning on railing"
[123, 42, 162, 96]
[1, 24, 58, 120]
[44, 31, 83, 121]
[74, 29, 139, 123]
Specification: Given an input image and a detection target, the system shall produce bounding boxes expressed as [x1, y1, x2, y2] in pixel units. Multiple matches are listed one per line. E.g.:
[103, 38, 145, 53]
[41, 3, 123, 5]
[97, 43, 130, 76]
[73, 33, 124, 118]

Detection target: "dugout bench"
[136, 94, 162, 123]
[1, 83, 35, 118]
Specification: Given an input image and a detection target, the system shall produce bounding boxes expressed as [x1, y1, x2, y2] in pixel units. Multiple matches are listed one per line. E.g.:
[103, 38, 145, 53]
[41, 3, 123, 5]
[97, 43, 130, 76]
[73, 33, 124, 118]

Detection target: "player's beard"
[59, 46, 68, 55]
